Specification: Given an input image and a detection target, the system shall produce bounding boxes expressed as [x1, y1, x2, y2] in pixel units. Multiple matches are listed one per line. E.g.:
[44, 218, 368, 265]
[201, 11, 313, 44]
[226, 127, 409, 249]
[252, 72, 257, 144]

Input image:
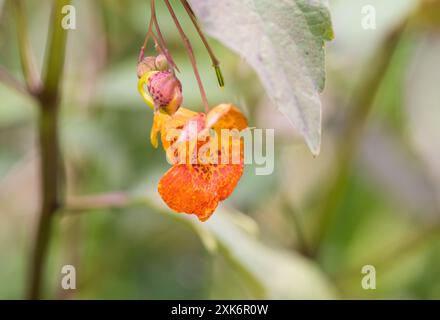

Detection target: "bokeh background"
[1, 0, 440, 299]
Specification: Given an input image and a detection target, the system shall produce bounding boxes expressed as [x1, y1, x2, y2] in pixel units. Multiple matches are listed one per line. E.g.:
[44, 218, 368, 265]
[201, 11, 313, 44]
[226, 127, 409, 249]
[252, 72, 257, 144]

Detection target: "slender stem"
[138, 12, 154, 62]
[150, 0, 178, 71]
[28, 109, 60, 300]
[40, 0, 70, 99]
[282, 199, 311, 256]
[138, 5, 163, 63]
[12, 0, 41, 94]
[66, 192, 137, 213]
[335, 222, 440, 283]
[164, 0, 210, 113]
[180, 0, 224, 87]
[310, 18, 409, 255]
[27, 0, 70, 300]
[0, 65, 31, 97]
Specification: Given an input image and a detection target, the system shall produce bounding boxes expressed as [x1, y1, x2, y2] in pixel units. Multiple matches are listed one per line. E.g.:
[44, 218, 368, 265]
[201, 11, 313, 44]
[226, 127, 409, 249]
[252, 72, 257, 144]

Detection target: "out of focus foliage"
[1, 0, 440, 299]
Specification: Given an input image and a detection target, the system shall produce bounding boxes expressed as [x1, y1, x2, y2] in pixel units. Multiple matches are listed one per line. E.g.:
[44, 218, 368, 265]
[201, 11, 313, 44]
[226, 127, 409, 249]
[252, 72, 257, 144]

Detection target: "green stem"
[27, 0, 70, 300]
[40, 0, 70, 99]
[180, 0, 224, 87]
[12, 0, 41, 93]
[310, 18, 410, 256]
[335, 223, 440, 283]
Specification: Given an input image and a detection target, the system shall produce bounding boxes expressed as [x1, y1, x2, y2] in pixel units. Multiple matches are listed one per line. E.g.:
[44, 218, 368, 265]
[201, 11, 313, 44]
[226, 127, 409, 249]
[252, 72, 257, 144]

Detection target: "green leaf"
[149, 198, 337, 298]
[190, 209, 336, 299]
[189, 0, 333, 155]
[140, 193, 336, 298]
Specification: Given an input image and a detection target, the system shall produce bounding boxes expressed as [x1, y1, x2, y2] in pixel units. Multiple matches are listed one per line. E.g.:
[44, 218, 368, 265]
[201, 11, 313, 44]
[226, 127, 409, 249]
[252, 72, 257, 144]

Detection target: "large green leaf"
[141, 192, 336, 299]
[189, 0, 333, 155]
[196, 209, 337, 299]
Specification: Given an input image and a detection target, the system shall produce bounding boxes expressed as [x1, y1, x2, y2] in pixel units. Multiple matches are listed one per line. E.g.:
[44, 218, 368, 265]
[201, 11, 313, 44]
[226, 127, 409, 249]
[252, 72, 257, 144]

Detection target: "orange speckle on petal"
[158, 162, 243, 222]
[206, 103, 248, 132]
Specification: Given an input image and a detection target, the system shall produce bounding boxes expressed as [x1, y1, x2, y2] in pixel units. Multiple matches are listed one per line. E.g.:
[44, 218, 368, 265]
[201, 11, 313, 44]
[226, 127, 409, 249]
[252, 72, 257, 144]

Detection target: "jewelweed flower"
[151, 104, 248, 221]
[137, 1, 239, 221]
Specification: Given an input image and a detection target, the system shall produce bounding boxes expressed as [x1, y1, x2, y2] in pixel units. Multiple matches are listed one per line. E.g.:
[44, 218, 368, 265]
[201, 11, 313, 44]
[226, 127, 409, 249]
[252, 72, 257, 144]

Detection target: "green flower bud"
[137, 56, 157, 78]
[154, 54, 169, 71]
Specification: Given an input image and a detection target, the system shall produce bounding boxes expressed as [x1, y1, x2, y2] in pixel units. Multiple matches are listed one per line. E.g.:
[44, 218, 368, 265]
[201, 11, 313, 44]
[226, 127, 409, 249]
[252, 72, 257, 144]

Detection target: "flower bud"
[154, 54, 169, 71]
[147, 71, 183, 115]
[137, 56, 157, 78]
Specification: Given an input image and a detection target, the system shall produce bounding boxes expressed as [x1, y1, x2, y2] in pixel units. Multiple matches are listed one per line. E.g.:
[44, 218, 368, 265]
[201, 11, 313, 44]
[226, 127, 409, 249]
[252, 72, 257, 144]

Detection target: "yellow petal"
[150, 107, 198, 149]
[150, 111, 170, 148]
[138, 71, 158, 109]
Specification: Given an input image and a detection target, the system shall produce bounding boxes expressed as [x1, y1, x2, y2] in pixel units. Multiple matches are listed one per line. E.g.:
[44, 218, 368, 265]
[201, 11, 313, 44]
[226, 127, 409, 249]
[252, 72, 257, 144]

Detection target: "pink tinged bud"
[147, 71, 183, 115]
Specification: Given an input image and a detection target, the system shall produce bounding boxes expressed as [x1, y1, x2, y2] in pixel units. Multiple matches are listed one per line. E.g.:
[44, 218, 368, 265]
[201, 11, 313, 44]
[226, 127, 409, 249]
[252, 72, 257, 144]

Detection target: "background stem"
[27, 0, 70, 300]
[310, 18, 409, 255]
[12, 0, 41, 93]
[282, 199, 311, 256]
[0, 65, 30, 97]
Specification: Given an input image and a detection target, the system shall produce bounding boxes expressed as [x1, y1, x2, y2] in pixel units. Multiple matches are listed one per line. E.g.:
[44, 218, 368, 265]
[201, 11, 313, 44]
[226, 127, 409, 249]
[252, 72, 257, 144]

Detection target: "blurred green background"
[1, 0, 440, 299]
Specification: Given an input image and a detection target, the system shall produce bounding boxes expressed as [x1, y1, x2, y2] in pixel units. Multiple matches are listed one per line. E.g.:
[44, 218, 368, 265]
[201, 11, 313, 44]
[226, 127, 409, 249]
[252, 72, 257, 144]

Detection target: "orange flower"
[151, 104, 248, 221]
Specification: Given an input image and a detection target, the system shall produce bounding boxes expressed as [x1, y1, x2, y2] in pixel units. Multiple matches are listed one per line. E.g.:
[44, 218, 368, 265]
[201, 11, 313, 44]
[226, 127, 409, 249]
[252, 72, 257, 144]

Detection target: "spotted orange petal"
[156, 103, 248, 221]
[158, 162, 244, 221]
[206, 103, 248, 132]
